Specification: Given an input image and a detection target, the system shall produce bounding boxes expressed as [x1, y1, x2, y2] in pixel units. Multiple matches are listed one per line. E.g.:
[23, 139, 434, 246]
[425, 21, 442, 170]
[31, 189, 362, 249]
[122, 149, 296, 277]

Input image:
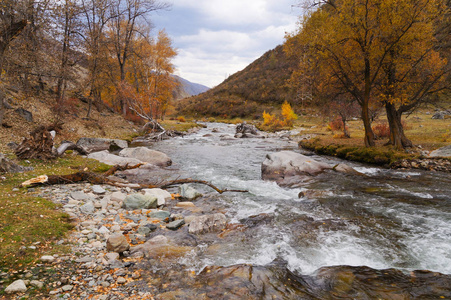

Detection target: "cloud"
[152, 0, 299, 87]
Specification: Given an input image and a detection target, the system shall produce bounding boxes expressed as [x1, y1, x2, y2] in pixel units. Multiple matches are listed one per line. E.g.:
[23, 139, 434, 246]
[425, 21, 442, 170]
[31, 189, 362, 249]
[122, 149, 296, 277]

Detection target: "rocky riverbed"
[2, 124, 451, 299]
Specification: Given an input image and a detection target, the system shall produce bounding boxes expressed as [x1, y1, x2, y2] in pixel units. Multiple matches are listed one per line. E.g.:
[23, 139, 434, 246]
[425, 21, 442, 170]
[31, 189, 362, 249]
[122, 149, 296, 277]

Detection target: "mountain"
[173, 75, 210, 100]
[176, 45, 298, 119]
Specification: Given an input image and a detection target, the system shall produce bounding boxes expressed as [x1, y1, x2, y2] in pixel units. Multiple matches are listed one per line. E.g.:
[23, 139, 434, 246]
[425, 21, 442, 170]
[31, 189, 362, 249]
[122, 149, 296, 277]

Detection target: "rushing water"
[151, 123, 451, 276]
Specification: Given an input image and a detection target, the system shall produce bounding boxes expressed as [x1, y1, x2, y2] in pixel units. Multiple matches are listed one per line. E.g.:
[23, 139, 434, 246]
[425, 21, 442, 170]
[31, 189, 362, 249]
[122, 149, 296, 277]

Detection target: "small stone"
[176, 202, 196, 208]
[92, 185, 106, 194]
[62, 285, 73, 292]
[116, 277, 127, 284]
[111, 191, 127, 202]
[137, 226, 151, 236]
[40, 255, 55, 263]
[148, 210, 171, 220]
[106, 234, 130, 253]
[70, 191, 91, 201]
[178, 184, 202, 200]
[166, 219, 185, 230]
[30, 280, 44, 289]
[80, 201, 95, 214]
[131, 272, 141, 279]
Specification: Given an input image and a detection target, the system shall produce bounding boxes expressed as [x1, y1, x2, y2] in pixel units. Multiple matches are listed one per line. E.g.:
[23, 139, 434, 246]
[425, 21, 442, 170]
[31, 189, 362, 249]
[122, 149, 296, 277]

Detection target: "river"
[146, 122, 451, 298]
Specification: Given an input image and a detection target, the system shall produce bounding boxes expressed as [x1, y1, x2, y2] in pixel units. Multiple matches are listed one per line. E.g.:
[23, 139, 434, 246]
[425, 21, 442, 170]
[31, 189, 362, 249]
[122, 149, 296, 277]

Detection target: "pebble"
[40, 255, 56, 263]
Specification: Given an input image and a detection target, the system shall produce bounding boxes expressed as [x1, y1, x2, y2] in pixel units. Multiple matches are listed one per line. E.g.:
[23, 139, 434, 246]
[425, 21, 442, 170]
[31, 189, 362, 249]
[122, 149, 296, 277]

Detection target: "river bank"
[2, 123, 451, 299]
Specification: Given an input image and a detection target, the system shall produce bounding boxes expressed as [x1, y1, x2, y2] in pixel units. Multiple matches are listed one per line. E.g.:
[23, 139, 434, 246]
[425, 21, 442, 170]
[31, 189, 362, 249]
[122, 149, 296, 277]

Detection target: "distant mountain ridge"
[173, 75, 210, 100]
[176, 45, 298, 119]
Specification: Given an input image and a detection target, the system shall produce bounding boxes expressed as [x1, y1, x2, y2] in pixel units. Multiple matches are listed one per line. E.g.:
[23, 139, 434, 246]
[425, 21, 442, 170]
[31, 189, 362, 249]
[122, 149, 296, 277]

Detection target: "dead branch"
[20, 164, 248, 194]
[160, 179, 248, 194]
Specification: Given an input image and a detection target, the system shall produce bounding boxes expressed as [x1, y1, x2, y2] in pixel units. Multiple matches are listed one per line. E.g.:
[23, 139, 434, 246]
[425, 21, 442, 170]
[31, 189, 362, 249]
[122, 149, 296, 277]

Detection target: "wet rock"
[166, 219, 185, 230]
[122, 193, 157, 210]
[189, 213, 227, 234]
[143, 188, 172, 206]
[262, 151, 331, 186]
[239, 213, 274, 228]
[5, 279, 27, 294]
[119, 147, 172, 167]
[87, 150, 141, 167]
[235, 122, 260, 138]
[179, 184, 202, 200]
[131, 235, 192, 259]
[106, 234, 130, 253]
[76, 137, 128, 154]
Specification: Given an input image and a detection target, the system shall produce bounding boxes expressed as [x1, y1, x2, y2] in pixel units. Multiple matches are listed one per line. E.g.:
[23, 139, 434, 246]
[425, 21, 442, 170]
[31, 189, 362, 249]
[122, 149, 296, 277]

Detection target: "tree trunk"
[341, 116, 350, 138]
[362, 57, 375, 147]
[385, 102, 412, 150]
[361, 99, 375, 147]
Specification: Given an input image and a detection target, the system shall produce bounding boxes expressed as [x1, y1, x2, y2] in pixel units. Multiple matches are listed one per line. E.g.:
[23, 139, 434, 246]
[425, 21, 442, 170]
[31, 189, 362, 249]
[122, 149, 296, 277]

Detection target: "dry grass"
[0, 90, 139, 154]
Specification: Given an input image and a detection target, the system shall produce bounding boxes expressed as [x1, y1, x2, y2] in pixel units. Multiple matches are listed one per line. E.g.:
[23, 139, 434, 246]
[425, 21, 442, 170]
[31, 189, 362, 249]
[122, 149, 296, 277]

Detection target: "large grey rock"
[76, 137, 128, 154]
[148, 210, 171, 220]
[189, 213, 227, 234]
[429, 145, 451, 158]
[106, 233, 130, 253]
[0, 153, 33, 173]
[88, 150, 142, 166]
[122, 193, 158, 210]
[5, 279, 27, 294]
[262, 151, 332, 187]
[179, 184, 203, 200]
[143, 188, 172, 206]
[119, 147, 172, 167]
[166, 219, 185, 230]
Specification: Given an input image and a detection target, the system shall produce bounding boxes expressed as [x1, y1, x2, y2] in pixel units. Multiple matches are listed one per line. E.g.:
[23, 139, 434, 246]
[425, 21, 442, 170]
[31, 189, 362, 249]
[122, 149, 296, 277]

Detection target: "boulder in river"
[76, 137, 128, 154]
[262, 151, 330, 186]
[262, 151, 361, 187]
[235, 122, 262, 138]
[119, 147, 172, 167]
[189, 213, 227, 234]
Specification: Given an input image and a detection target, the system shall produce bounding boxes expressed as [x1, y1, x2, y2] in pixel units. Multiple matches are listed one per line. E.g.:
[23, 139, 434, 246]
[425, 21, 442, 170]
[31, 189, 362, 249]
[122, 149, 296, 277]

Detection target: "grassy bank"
[0, 155, 110, 272]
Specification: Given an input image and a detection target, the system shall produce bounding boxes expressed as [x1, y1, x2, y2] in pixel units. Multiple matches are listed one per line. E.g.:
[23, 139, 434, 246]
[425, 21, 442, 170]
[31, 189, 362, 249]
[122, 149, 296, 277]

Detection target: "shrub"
[177, 116, 186, 122]
[373, 123, 390, 139]
[329, 117, 344, 131]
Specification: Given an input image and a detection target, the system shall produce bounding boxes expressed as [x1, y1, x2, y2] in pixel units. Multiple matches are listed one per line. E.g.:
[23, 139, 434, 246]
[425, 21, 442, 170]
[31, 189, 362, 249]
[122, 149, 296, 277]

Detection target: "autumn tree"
[126, 29, 177, 120]
[108, 0, 169, 115]
[288, 0, 450, 148]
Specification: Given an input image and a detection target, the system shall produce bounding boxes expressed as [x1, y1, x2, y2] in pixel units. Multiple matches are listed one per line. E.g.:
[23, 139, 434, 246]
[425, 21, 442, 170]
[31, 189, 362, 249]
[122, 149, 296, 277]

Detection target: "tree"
[288, 0, 450, 148]
[108, 0, 169, 115]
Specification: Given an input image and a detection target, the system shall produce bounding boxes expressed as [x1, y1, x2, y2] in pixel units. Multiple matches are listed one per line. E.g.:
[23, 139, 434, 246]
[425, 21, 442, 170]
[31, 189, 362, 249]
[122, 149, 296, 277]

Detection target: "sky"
[152, 0, 301, 88]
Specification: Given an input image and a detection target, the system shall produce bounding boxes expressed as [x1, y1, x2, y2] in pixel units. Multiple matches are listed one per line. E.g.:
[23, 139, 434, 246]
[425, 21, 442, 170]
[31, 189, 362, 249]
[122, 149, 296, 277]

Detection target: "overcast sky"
[152, 0, 300, 88]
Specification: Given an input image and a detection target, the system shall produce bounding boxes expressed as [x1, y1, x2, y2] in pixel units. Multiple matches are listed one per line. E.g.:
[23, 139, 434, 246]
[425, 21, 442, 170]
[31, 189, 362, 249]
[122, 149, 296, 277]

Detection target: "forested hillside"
[176, 45, 298, 119]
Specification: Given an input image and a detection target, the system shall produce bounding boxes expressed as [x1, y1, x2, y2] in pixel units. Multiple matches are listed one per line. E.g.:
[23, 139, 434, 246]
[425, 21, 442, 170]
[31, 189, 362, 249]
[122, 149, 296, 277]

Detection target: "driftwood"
[21, 163, 249, 194]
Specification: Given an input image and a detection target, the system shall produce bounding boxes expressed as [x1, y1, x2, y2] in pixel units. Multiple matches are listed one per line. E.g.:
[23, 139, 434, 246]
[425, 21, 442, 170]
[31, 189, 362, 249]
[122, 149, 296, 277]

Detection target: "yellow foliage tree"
[281, 101, 297, 127]
[286, 0, 450, 149]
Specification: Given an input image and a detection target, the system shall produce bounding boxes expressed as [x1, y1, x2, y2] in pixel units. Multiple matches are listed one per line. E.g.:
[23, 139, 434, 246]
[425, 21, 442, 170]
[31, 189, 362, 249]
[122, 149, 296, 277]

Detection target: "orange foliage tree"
[287, 0, 450, 149]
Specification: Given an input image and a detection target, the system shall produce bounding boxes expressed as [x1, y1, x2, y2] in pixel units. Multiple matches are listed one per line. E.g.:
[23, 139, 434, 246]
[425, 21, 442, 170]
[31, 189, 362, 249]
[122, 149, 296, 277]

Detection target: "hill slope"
[173, 75, 210, 100]
[176, 45, 297, 119]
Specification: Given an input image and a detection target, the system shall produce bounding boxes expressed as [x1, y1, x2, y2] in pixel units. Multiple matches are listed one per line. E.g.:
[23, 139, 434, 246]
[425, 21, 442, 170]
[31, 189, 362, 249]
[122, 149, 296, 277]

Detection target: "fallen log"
[20, 164, 248, 194]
